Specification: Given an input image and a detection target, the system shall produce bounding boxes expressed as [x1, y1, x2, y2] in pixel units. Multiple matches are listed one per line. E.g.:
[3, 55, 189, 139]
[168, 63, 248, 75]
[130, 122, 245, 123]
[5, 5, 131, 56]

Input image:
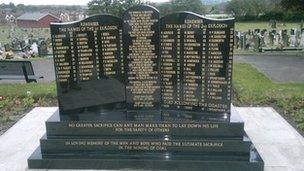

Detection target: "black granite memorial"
[28, 5, 264, 171]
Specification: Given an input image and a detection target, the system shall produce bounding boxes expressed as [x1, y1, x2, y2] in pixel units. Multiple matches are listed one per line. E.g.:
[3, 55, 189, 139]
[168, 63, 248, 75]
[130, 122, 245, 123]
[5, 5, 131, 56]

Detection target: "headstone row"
[235, 28, 304, 51]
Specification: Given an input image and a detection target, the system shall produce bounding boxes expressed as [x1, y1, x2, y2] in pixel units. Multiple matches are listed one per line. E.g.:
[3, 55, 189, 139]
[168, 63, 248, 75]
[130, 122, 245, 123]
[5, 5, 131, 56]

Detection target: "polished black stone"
[45, 105, 244, 137]
[50, 6, 234, 121]
[160, 12, 234, 118]
[28, 146, 263, 171]
[123, 5, 161, 120]
[50, 15, 125, 117]
[40, 135, 251, 155]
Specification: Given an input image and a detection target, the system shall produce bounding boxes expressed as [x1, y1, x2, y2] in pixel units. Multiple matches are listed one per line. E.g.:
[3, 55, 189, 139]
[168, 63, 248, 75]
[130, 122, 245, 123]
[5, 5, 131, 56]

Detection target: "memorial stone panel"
[51, 15, 125, 116]
[28, 5, 263, 171]
[160, 13, 234, 120]
[123, 5, 161, 120]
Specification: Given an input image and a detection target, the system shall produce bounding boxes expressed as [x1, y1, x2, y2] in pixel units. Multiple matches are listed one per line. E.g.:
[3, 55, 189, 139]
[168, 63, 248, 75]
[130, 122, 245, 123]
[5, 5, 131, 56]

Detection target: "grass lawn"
[0, 83, 57, 134]
[235, 22, 301, 32]
[0, 26, 10, 44]
[233, 63, 304, 131]
[0, 82, 56, 98]
[0, 63, 303, 134]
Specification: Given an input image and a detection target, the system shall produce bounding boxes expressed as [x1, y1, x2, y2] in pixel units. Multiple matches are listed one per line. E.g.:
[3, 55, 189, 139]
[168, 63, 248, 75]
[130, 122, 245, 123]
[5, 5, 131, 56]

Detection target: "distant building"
[16, 12, 60, 28]
[59, 12, 88, 22]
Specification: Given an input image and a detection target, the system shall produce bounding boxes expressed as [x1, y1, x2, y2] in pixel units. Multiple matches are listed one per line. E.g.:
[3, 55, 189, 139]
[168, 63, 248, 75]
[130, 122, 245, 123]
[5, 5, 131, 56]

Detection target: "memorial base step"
[28, 147, 264, 171]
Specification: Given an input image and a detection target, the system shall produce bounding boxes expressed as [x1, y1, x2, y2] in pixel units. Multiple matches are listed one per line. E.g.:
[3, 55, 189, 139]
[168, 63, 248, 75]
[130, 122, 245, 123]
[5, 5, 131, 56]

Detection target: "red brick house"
[17, 12, 61, 28]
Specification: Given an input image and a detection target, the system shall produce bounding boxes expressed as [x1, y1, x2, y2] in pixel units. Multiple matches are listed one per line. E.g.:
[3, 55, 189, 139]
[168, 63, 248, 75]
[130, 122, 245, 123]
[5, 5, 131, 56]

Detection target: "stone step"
[40, 135, 251, 154]
[28, 147, 264, 171]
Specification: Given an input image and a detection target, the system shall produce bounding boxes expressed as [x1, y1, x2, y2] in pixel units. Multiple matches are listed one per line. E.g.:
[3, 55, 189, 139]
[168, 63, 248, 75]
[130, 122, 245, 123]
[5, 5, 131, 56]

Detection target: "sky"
[2, 0, 170, 6]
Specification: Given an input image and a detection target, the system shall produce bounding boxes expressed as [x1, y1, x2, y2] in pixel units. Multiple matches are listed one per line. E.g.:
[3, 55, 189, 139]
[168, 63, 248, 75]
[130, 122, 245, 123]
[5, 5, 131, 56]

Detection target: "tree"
[226, 0, 269, 18]
[156, 2, 173, 16]
[87, 0, 141, 16]
[225, 0, 248, 17]
[248, 0, 268, 16]
[156, 0, 206, 16]
[171, 0, 205, 14]
[280, 0, 304, 11]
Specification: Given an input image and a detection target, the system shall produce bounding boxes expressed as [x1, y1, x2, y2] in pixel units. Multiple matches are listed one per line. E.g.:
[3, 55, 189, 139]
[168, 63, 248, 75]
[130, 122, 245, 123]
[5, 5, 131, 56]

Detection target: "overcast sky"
[2, 0, 170, 5]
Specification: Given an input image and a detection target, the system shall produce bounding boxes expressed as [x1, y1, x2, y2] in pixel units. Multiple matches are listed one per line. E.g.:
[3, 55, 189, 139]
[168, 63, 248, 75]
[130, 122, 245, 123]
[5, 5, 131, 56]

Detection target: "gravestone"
[290, 29, 297, 47]
[38, 40, 48, 57]
[240, 33, 244, 49]
[269, 30, 276, 46]
[4, 43, 11, 52]
[260, 29, 267, 47]
[300, 30, 304, 47]
[235, 31, 240, 49]
[27, 5, 264, 171]
[11, 39, 21, 50]
[296, 29, 301, 47]
[253, 33, 261, 52]
[281, 29, 289, 47]
[243, 33, 249, 50]
[274, 32, 280, 46]
[20, 40, 26, 50]
[31, 42, 38, 56]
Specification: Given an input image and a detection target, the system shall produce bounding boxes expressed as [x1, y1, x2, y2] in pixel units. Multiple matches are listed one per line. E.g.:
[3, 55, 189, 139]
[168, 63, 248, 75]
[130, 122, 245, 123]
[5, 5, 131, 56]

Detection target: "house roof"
[17, 12, 59, 21]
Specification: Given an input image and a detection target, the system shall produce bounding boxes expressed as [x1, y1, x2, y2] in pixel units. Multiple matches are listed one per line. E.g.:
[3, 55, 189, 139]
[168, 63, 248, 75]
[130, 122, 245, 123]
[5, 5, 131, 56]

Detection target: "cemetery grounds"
[0, 22, 304, 136]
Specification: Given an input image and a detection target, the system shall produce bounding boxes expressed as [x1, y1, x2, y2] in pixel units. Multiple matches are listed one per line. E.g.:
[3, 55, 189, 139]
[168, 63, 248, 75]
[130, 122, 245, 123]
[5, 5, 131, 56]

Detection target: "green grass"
[0, 83, 57, 122]
[233, 63, 304, 130]
[0, 26, 10, 44]
[235, 22, 301, 32]
[0, 83, 56, 98]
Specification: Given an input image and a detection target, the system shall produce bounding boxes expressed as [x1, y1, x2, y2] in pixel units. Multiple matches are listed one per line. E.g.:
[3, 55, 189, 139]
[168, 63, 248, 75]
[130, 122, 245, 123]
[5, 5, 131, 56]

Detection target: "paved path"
[31, 59, 55, 83]
[0, 107, 303, 171]
[239, 107, 304, 171]
[235, 55, 304, 83]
